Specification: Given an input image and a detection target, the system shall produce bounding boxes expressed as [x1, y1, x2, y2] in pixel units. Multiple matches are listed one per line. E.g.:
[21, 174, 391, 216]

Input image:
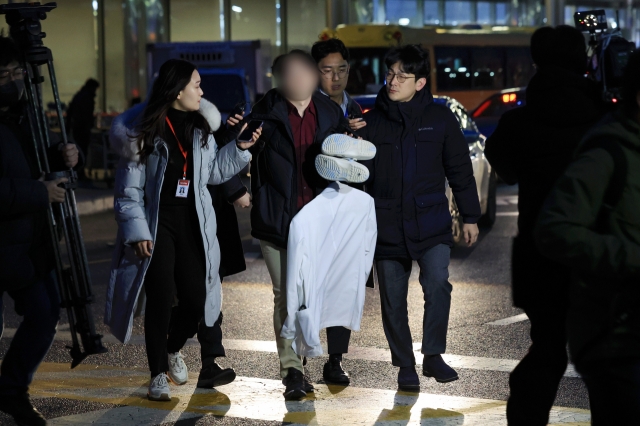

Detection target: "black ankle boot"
[197, 360, 236, 389]
[0, 393, 47, 426]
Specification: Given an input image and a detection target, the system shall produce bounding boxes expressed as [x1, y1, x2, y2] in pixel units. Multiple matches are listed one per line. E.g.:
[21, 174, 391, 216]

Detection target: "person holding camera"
[484, 26, 606, 425]
[311, 38, 366, 133]
[105, 59, 260, 401]
[0, 35, 79, 426]
[535, 49, 640, 425]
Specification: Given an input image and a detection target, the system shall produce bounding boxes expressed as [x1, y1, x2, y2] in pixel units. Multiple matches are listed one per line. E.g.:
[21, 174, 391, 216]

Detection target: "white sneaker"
[168, 351, 188, 385]
[148, 372, 171, 401]
[315, 154, 370, 183]
[321, 134, 376, 160]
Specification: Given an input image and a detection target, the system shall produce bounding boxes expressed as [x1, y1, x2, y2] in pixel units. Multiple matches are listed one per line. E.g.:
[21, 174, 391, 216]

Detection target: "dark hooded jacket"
[485, 66, 605, 307]
[247, 88, 350, 248]
[358, 87, 480, 260]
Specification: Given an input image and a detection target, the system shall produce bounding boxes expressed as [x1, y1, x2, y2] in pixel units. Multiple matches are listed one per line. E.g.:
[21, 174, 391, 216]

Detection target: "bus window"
[471, 47, 504, 90]
[434, 47, 472, 90]
[505, 47, 534, 88]
[347, 47, 389, 94]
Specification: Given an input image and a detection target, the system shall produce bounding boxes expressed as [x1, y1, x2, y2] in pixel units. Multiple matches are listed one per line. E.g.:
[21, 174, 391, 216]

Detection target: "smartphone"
[238, 120, 263, 142]
[230, 102, 245, 119]
[349, 113, 362, 120]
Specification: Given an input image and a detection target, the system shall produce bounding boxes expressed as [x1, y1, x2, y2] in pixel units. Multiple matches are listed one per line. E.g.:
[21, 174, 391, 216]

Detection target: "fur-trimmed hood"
[109, 98, 222, 161]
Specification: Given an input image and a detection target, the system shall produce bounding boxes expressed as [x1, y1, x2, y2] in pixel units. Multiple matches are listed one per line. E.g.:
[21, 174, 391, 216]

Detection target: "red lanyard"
[165, 116, 188, 179]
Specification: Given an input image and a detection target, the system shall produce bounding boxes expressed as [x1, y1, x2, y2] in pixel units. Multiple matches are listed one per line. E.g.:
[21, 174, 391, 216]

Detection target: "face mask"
[0, 79, 25, 108]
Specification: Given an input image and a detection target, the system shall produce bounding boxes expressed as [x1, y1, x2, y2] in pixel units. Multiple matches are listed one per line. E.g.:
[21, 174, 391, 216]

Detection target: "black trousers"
[506, 304, 568, 426]
[144, 205, 225, 375]
[327, 326, 351, 355]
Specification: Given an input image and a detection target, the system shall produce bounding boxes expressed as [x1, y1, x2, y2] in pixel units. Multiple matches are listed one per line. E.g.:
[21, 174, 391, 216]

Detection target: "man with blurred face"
[311, 38, 365, 132]
[245, 50, 351, 400]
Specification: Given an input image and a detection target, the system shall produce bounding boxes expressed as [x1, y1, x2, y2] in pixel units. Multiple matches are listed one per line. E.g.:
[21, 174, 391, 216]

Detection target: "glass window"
[471, 47, 504, 90]
[287, 0, 326, 51]
[477, 2, 491, 24]
[434, 47, 472, 90]
[444, 1, 472, 26]
[346, 48, 388, 94]
[231, 0, 277, 49]
[505, 47, 534, 88]
[424, 1, 440, 25]
[170, 0, 222, 42]
[386, 0, 417, 25]
[495, 2, 508, 25]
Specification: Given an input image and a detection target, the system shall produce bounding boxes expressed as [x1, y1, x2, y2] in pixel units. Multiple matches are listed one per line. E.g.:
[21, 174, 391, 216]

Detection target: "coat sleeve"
[442, 110, 481, 224]
[207, 136, 251, 186]
[0, 177, 49, 217]
[113, 157, 153, 245]
[220, 174, 248, 203]
[535, 148, 640, 282]
[484, 112, 520, 185]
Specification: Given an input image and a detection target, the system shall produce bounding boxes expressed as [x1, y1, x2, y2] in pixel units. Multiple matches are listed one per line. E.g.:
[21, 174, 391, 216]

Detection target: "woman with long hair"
[105, 59, 260, 401]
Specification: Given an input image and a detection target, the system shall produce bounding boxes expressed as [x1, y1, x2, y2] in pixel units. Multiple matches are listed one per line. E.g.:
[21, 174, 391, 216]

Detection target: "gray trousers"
[375, 244, 452, 367]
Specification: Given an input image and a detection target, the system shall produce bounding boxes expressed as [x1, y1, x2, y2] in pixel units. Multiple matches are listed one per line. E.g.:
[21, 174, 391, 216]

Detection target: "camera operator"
[0, 35, 79, 426]
[484, 25, 606, 425]
[535, 49, 640, 425]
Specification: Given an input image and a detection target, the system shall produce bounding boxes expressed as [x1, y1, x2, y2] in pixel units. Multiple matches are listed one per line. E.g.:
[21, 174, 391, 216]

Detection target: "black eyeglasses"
[385, 70, 416, 83]
[0, 66, 25, 80]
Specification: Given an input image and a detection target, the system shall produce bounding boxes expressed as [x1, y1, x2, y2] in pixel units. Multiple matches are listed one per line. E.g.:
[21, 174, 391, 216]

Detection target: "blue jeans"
[375, 244, 452, 367]
[0, 272, 60, 395]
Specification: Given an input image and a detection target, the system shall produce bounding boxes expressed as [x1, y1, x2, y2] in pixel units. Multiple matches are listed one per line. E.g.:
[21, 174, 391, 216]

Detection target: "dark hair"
[135, 59, 211, 161]
[621, 49, 640, 112]
[530, 25, 587, 75]
[0, 34, 21, 67]
[83, 78, 100, 91]
[311, 38, 349, 63]
[272, 49, 317, 79]
[384, 44, 430, 79]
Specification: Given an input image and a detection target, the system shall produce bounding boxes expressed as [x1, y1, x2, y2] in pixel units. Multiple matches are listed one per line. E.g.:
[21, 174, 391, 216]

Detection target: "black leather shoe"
[196, 362, 237, 388]
[282, 367, 307, 400]
[422, 355, 459, 383]
[0, 393, 47, 426]
[398, 366, 420, 392]
[323, 359, 350, 385]
[303, 375, 315, 393]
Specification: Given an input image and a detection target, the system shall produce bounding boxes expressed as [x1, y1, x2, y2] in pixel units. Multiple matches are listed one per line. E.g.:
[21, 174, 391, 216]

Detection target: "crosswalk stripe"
[28, 362, 589, 426]
[485, 313, 529, 326]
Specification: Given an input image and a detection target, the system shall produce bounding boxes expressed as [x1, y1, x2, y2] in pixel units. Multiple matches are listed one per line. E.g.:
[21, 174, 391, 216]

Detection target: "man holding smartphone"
[311, 38, 366, 133]
[247, 50, 352, 400]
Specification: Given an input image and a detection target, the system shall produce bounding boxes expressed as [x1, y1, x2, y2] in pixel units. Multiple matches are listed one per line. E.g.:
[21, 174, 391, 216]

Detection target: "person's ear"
[415, 77, 427, 92]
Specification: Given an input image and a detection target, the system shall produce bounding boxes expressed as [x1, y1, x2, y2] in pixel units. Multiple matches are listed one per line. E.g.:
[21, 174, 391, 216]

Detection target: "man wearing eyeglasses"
[0, 35, 79, 426]
[357, 44, 481, 391]
[311, 38, 366, 132]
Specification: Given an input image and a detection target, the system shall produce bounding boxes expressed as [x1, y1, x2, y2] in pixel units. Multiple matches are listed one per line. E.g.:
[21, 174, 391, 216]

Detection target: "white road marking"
[496, 212, 518, 216]
[485, 313, 529, 326]
[244, 251, 261, 263]
[35, 364, 589, 426]
[496, 196, 518, 206]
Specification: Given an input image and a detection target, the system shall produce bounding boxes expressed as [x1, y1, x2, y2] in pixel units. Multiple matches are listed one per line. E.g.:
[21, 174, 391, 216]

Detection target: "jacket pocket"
[374, 198, 403, 247]
[416, 130, 444, 174]
[414, 193, 451, 240]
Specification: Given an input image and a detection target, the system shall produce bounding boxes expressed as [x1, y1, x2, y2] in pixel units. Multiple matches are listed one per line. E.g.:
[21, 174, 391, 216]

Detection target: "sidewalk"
[74, 187, 113, 216]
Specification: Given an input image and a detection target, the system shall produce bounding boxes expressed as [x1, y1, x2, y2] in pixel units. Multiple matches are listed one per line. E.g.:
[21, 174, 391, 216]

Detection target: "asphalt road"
[0, 184, 591, 425]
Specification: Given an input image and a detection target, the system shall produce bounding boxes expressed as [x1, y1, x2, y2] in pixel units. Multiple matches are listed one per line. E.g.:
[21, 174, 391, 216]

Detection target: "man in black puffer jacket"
[357, 44, 481, 391]
[247, 50, 351, 400]
[484, 25, 606, 426]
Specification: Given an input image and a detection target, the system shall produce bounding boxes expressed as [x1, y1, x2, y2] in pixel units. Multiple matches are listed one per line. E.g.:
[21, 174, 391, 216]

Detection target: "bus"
[321, 24, 536, 110]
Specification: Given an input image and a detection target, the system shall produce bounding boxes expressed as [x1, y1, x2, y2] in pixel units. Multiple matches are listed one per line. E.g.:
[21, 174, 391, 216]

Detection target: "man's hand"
[236, 123, 262, 150]
[226, 114, 243, 127]
[348, 117, 366, 131]
[59, 143, 79, 168]
[233, 192, 251, 208]
[462, 223, 479, 247]
[39, 174, 67, 203]
[133, 240, 153, 259]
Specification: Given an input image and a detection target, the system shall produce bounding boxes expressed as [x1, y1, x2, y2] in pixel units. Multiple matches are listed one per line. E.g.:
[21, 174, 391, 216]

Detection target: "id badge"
[175, 179, 190, 198]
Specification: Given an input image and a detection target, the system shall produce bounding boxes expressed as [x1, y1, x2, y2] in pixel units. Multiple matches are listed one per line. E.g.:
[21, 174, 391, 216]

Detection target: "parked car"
[470, 87, 526, 137]
[352, 93, 497, 243]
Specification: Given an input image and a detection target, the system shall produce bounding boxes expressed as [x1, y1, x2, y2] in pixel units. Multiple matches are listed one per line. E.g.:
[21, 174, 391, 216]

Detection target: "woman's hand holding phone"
[236, 121, 263, 150]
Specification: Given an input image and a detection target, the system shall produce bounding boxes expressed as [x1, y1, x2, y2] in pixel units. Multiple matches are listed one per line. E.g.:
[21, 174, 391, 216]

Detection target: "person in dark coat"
[0, 35, 80, 426]
[357, 44, 481, 391]
[247, 50, 351, 400]
[66, 78, 99, 161]
[484, 26, 605, 425]
[311, 38, 365, 132]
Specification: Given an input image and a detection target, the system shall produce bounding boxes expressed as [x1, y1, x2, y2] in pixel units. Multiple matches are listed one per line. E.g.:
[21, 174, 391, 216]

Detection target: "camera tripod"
[0, 2, 107, 368]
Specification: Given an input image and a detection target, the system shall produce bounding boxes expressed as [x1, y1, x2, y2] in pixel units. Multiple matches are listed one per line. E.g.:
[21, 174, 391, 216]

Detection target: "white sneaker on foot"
[321, 134, 376, 160]
[315, 154, 370, 183]
[148, 372, 171, 401]
[168, 351, 188, 385]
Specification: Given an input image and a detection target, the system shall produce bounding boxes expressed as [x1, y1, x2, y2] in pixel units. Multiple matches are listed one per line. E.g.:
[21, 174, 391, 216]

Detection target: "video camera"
[574, 9, 636, 103]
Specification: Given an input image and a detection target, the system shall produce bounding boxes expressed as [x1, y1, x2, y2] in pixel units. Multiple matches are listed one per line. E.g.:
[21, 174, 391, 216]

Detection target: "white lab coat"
[281, 182, 377, 357]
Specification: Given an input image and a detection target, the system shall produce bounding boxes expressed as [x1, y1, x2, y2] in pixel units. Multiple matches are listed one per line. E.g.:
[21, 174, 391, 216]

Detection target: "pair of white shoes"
[315, 134, 376, 184]
[148, 351, 188, 401]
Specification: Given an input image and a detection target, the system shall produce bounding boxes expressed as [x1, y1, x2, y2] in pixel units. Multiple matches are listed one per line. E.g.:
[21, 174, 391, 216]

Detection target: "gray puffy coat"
[105, 99, 250, 343]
